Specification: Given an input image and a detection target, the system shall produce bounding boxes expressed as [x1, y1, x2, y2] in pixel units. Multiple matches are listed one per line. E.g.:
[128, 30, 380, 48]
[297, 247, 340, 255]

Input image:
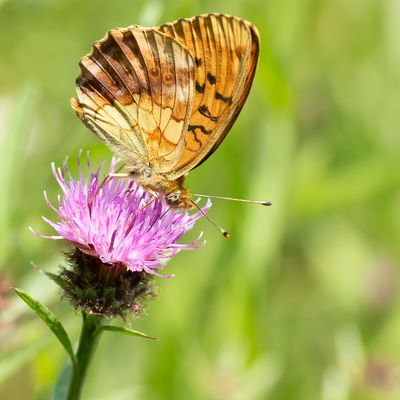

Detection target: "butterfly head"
[165, 188, 194, 209]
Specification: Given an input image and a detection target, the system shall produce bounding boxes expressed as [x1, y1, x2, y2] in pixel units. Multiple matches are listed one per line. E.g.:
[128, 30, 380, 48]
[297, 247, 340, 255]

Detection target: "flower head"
[33, 154, 209, 275]
[31, 153, 210, 317]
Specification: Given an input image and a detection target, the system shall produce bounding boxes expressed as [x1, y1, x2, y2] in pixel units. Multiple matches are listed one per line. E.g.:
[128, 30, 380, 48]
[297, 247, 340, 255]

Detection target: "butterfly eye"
[166, 191, 181, 205]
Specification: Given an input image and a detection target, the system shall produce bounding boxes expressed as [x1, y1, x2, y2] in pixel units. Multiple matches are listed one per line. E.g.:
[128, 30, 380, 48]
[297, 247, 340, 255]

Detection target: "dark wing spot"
[188, 124, 212, 135]
[194, 57, 202, 66]
[198, 105, 218, 122]
[215, 92, 233, 105]
[187, 127, 202, 150]
[207, 73, 216, 85]
[195, 81, 205, 93]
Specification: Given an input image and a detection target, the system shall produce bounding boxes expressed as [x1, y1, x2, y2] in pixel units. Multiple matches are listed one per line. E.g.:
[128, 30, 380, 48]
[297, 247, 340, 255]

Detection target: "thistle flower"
[31, 154, 210, 317]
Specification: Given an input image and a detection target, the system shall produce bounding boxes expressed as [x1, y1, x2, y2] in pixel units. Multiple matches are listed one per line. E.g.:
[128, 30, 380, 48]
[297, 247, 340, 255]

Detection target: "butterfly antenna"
[189, 199, 230, 238]
[192, 194, 272, 206]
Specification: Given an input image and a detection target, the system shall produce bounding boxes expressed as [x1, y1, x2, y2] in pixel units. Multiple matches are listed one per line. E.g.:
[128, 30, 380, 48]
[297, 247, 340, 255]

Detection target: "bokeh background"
[1, 0, 400, 399]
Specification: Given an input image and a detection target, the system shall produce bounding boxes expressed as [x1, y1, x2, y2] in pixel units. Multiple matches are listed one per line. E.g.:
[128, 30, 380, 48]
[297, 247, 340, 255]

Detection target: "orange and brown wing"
[71, 26, 195, 173]
[157, 14, 259, 178]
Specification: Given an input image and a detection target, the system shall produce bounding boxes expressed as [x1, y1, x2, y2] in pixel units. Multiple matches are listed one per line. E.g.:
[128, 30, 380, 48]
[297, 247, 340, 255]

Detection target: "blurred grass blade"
[0, 87, 36, 265]
[101, 325, 157, 340]
[14, 288, 77, 365]
[51, 361, 72, 400]
[0, 337, 49, 384]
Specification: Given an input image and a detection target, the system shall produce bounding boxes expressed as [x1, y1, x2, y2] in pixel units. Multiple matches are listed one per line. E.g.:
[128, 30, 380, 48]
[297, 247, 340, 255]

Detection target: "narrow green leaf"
[52, 361, 72, 400]
[101, 325, 157, 340]
[14, 288, 76, 365]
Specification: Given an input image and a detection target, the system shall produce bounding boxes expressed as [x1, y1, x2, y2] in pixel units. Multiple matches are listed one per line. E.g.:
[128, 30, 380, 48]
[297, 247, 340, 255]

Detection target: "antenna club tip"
[262, 201, 273, 206]
[223, 231, 230, 238]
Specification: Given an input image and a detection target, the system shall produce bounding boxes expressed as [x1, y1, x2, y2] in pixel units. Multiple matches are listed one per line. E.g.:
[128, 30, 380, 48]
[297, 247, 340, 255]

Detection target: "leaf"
[51, 361, 73, 400]
[101, 325, 157, 340]
[14, 288, 76, 365]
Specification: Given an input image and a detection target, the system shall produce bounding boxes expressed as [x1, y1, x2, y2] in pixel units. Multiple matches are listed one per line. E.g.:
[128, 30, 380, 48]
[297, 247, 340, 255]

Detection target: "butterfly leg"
[108, 172, 131, 179]
[97, 168, 160, 211]
[88, 169, 130, 207]
[138, 190, 159, 211]
[75, 164, 132, 218]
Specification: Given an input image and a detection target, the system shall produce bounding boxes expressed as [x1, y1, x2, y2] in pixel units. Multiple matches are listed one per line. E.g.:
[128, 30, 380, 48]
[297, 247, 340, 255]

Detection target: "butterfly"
[71, 13, 259, 209]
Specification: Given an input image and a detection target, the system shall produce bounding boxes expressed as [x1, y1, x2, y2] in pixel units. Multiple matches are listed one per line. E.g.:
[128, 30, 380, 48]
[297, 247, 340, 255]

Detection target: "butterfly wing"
[71, 26, 195, 173]
[157, 14, 260, 179]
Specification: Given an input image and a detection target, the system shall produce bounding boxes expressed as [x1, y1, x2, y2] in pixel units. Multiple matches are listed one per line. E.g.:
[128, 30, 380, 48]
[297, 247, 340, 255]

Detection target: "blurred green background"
[1, 0, 400, 399]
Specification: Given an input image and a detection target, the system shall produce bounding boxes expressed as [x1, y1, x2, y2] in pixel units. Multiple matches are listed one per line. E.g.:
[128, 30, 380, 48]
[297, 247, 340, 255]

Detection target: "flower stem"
[67, 313, 104, 400]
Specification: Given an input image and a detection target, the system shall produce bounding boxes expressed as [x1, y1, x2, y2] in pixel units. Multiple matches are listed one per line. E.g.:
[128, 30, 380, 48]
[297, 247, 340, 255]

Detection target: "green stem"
[67, 313, 104, 400]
